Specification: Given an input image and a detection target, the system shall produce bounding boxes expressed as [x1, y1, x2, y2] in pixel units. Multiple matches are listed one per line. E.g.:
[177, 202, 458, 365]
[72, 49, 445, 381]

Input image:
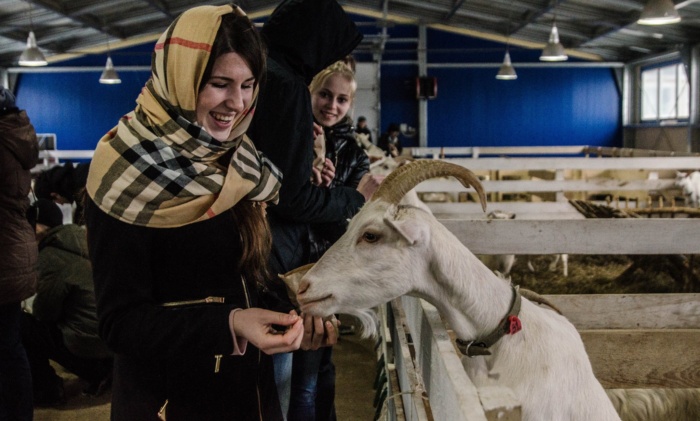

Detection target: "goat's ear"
[384, 217, 430, 246]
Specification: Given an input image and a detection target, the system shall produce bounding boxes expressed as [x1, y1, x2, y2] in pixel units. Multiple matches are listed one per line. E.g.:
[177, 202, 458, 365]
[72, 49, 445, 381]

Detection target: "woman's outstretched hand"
[300, 312, 338, 350]
[232, 308, 304, 355]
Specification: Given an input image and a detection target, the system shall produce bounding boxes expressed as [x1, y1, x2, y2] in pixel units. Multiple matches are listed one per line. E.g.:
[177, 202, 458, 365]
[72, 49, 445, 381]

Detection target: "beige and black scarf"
[86, 5, 281, 228]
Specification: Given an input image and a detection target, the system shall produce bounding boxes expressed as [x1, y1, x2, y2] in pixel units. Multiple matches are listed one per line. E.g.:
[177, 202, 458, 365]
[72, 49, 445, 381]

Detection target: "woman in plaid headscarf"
[84, 5, 303, 420]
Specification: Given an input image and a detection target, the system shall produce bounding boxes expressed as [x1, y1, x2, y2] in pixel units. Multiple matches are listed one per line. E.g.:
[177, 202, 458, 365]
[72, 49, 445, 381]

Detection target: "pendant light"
[540, 18, 568, 62]
[496, 50, 517, 80]
[18, 1, 47, 67]
[496, 17, 517, 80]
[638, 0, 681, 25]
[99, 36, 121, 84]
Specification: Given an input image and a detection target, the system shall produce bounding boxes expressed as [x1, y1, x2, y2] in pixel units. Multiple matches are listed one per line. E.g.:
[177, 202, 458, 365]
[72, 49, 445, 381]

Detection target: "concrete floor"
[33, 315, 378, 421]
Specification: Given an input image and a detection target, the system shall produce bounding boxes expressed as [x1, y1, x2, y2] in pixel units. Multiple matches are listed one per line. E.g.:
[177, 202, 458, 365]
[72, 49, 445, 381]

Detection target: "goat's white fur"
[675, 170, 700, 207]
[356, 133, 385, 159]
[297, 200, 621, 421]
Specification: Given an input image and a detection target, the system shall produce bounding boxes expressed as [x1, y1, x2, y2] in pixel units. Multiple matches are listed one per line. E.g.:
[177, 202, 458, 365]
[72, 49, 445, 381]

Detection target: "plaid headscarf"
[86, 5, 281, 228]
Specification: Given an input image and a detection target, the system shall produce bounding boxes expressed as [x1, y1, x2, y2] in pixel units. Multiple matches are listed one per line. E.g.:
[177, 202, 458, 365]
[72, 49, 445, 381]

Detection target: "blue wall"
[377, 26, 622, 149]
[16, 43, 152, 151]
[13, 18, 622, 152]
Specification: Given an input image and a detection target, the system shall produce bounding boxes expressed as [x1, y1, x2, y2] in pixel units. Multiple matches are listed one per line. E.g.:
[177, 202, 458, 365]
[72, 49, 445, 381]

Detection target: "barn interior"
[2, 0, 699, 420]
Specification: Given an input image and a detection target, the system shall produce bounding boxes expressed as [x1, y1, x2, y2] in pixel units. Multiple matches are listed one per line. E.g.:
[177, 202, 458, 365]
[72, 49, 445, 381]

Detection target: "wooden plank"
[389, 300, 431, 421]
[402, 296, 492, 421]
[38, 150, 94, 159]
[377, 304, 401, 421]
[411, 146, 587, 158]
[581, 329, 700, 388]
[414, 178, 678, 193]
[583, 146, 700, 157]
[429, 201, 585, 220]
[428, 201, 583, 215]
[442, 156, 700, 171]
[477, 386, 522, 421]
[434, 212, 585, 220]
[543, 294, 700, 329]
[438, 218, 700, 254]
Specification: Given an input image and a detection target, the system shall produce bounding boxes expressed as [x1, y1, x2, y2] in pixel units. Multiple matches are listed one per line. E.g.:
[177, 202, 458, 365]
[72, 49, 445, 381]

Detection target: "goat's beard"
[343, 308, 379, 339]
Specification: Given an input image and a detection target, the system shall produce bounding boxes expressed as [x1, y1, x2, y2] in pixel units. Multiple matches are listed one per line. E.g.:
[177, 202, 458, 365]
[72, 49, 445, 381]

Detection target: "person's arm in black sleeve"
[84, 199, 239, 362]
[249, 62, 364, 225]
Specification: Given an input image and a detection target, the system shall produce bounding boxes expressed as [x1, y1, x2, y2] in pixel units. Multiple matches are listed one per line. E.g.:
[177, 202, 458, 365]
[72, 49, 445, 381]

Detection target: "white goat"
[527, 253, 569, 277]
[296, 160, 621, 421]
[356, 133, 385, 159]
[675, 170, 700, 207]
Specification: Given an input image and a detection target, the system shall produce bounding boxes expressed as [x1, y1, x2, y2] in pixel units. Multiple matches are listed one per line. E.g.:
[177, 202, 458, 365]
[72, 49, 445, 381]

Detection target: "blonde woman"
[286, 59, 371, 421]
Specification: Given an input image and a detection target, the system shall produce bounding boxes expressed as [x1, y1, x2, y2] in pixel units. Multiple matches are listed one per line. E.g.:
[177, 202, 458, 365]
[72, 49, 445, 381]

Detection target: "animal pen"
[372, 146, 700, 421]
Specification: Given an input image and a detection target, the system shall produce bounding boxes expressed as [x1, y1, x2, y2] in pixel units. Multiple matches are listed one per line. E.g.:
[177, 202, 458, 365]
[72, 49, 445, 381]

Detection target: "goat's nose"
[297, 280, 310, 295]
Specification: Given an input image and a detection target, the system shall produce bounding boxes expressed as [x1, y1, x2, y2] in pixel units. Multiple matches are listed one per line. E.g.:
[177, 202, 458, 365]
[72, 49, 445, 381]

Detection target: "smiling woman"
[195, 52, 256, 141]
[82, 5, 305, 421]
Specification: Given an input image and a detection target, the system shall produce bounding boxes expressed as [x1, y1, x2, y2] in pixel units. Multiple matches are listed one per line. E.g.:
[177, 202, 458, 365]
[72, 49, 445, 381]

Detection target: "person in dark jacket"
[22, 199, 113, 407]
[354, 116, 372, 145]
[247, 1, 383, 417]
[83, 6, 306, 420]
[378, 123, 402, 157]
[34, 161, 90, 224]
[286, 60, 369, 421]
[0, 87, 38, 421]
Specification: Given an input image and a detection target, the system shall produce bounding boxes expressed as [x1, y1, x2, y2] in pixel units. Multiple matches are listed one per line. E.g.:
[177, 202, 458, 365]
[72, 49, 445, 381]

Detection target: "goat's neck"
[417, 233, 514, 341]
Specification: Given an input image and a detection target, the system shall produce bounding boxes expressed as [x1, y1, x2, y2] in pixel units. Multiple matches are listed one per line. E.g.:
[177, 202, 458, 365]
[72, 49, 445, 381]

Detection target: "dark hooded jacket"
[248, 0, 364, 283]
[0, 108, 39, 305]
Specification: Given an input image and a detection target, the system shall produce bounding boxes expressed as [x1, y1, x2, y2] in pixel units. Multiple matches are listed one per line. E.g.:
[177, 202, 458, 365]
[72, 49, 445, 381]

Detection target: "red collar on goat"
[456, 285, 523, 357]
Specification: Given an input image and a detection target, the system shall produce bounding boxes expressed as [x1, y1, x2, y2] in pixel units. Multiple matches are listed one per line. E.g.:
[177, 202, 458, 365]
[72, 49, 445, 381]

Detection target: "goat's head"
[296, 160, 486, 334]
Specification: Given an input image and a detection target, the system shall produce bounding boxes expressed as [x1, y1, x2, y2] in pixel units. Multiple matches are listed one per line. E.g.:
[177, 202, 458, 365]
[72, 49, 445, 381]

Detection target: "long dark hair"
[203, 12, 272, 285]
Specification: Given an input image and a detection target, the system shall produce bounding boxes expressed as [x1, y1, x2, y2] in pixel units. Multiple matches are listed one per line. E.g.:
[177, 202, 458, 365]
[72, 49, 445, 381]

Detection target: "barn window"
[640, 62, 689, 122]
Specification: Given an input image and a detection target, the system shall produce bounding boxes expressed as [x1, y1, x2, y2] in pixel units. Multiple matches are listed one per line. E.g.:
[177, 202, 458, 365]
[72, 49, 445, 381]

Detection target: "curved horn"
[372, 160, 487, 211]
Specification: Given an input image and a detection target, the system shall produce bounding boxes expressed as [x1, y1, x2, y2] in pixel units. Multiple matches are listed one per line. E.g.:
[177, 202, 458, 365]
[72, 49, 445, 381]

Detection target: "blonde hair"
[309, 60, 357, 101]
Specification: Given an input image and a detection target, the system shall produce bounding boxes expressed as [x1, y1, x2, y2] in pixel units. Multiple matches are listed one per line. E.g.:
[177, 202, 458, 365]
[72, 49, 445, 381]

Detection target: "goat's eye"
[362, 232, 379, 243]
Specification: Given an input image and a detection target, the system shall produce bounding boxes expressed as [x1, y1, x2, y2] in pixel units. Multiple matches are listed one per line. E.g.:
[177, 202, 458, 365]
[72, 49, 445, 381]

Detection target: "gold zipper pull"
[214, 354, 222, 373]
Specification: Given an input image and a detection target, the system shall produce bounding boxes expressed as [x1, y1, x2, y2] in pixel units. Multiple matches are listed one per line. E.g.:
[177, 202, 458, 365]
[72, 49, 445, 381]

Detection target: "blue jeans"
[273, 352, 293, 419]
[287, 347, 335, 421]
[0, 302, 33, 421]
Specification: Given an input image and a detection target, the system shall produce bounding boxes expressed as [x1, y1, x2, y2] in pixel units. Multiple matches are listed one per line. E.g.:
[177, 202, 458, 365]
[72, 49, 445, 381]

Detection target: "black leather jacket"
[309, 116, 369, 262]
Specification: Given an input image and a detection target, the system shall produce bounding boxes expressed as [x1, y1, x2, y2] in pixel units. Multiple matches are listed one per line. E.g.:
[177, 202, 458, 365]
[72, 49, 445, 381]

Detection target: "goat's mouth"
[299, 294, 334, 314]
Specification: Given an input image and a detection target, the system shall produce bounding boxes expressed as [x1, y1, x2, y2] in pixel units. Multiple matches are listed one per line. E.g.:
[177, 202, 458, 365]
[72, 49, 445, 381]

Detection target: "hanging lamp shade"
[99, 56, 122, 84]
[496, 51, 517, 80]
[638, 0, 681, 25]
[540, 24, 568, 61]
[18, 31, 47, 67]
